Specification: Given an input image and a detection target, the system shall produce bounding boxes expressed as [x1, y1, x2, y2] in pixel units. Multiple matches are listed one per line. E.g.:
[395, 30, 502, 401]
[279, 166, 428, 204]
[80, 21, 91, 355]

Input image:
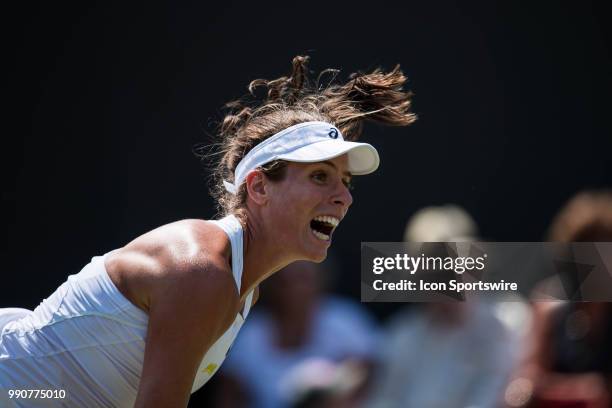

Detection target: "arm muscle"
[134, 257, 237, 407]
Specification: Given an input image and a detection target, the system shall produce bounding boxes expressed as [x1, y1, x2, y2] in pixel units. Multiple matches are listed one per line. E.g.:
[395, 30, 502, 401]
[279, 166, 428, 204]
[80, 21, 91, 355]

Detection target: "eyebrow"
[320, 161, 352, 178]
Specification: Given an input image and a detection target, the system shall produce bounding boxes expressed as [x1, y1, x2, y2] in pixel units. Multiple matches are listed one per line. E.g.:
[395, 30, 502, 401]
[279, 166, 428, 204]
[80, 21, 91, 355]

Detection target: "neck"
[237, 207, 296, 301]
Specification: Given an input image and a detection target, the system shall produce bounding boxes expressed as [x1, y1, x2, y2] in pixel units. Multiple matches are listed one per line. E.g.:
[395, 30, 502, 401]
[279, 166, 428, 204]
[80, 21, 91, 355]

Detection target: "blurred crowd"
[209, 190, 612, 408]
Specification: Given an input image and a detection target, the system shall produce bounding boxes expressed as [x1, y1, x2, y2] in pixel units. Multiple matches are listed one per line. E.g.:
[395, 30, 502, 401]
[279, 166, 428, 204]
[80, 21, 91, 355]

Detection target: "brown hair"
[547, 190, 612, 241]
[202, 55, 416, 221]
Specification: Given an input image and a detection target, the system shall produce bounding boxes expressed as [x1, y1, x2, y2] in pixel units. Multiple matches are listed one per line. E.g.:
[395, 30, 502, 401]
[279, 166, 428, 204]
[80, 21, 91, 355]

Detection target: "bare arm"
[131, 254, 238, 408]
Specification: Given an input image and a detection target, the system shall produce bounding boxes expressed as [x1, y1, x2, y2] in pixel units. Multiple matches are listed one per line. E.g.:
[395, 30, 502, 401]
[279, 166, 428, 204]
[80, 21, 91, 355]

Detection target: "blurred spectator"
[403, 204, 478, 243]
[282, 358, 368, 408]
[215, 258, 379, 408]
[365, 205, 524, 408]
[506, 190, 612, 408]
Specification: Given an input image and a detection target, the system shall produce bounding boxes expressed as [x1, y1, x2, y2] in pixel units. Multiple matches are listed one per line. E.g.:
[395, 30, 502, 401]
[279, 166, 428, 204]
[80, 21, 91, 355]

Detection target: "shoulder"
[105, 219, 238, 316]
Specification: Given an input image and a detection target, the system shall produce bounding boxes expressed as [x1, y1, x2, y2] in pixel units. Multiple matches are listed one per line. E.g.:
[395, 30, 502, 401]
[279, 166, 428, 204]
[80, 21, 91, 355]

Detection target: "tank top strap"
[242, 290, 254, 319]
[208, 214, 244, 295]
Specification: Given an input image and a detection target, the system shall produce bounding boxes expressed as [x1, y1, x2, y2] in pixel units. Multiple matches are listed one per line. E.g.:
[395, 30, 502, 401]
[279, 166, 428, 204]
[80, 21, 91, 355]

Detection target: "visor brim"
[277, 139, 380, 175]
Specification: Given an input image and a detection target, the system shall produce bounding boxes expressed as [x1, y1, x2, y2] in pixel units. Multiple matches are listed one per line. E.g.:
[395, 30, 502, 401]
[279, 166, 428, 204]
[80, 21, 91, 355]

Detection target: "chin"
[305, 249, 328, 263]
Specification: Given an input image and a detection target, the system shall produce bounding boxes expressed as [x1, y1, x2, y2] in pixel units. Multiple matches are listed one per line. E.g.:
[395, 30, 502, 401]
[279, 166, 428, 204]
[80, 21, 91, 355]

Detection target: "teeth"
[312, 229, 330, 241]
[313, 215, 339, 226]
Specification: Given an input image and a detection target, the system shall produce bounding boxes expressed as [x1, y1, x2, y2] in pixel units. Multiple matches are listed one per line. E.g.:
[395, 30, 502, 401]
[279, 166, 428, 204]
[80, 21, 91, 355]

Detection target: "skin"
[104, 154, 353, 407]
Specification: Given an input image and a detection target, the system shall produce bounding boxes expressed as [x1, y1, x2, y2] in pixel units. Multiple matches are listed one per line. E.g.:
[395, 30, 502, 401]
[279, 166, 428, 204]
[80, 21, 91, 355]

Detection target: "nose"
[332, 182, 353, 212]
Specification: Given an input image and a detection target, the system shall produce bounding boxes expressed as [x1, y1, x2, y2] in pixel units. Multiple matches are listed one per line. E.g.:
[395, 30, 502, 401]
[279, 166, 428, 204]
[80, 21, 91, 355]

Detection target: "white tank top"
[0, 214, 252, 407]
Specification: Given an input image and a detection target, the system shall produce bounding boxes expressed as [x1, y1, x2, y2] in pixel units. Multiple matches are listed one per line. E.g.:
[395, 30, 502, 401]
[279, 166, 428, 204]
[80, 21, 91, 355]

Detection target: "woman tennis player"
[0, 56, 415, 407]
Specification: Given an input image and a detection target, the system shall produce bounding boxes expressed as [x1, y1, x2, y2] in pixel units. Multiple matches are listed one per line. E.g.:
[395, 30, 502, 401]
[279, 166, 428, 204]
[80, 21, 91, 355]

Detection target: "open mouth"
[310, 215, 339, 241]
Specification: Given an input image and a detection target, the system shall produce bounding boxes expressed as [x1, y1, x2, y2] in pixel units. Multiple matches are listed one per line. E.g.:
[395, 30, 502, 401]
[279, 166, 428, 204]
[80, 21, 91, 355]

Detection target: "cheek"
[269, 186, 317, 223]
[267, 189, 300, 223]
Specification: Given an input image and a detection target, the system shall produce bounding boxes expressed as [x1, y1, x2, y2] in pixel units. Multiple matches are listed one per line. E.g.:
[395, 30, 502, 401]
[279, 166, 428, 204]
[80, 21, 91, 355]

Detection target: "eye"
[311, 171, 328, 183]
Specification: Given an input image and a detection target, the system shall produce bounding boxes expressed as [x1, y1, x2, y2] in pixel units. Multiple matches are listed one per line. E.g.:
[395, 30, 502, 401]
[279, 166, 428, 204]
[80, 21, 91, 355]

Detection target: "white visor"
[223, 121, 379, 194]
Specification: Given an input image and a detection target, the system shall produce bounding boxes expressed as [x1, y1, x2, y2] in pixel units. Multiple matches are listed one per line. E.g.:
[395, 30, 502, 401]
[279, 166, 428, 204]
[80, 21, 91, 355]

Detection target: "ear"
[245, 170, 268, 205]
